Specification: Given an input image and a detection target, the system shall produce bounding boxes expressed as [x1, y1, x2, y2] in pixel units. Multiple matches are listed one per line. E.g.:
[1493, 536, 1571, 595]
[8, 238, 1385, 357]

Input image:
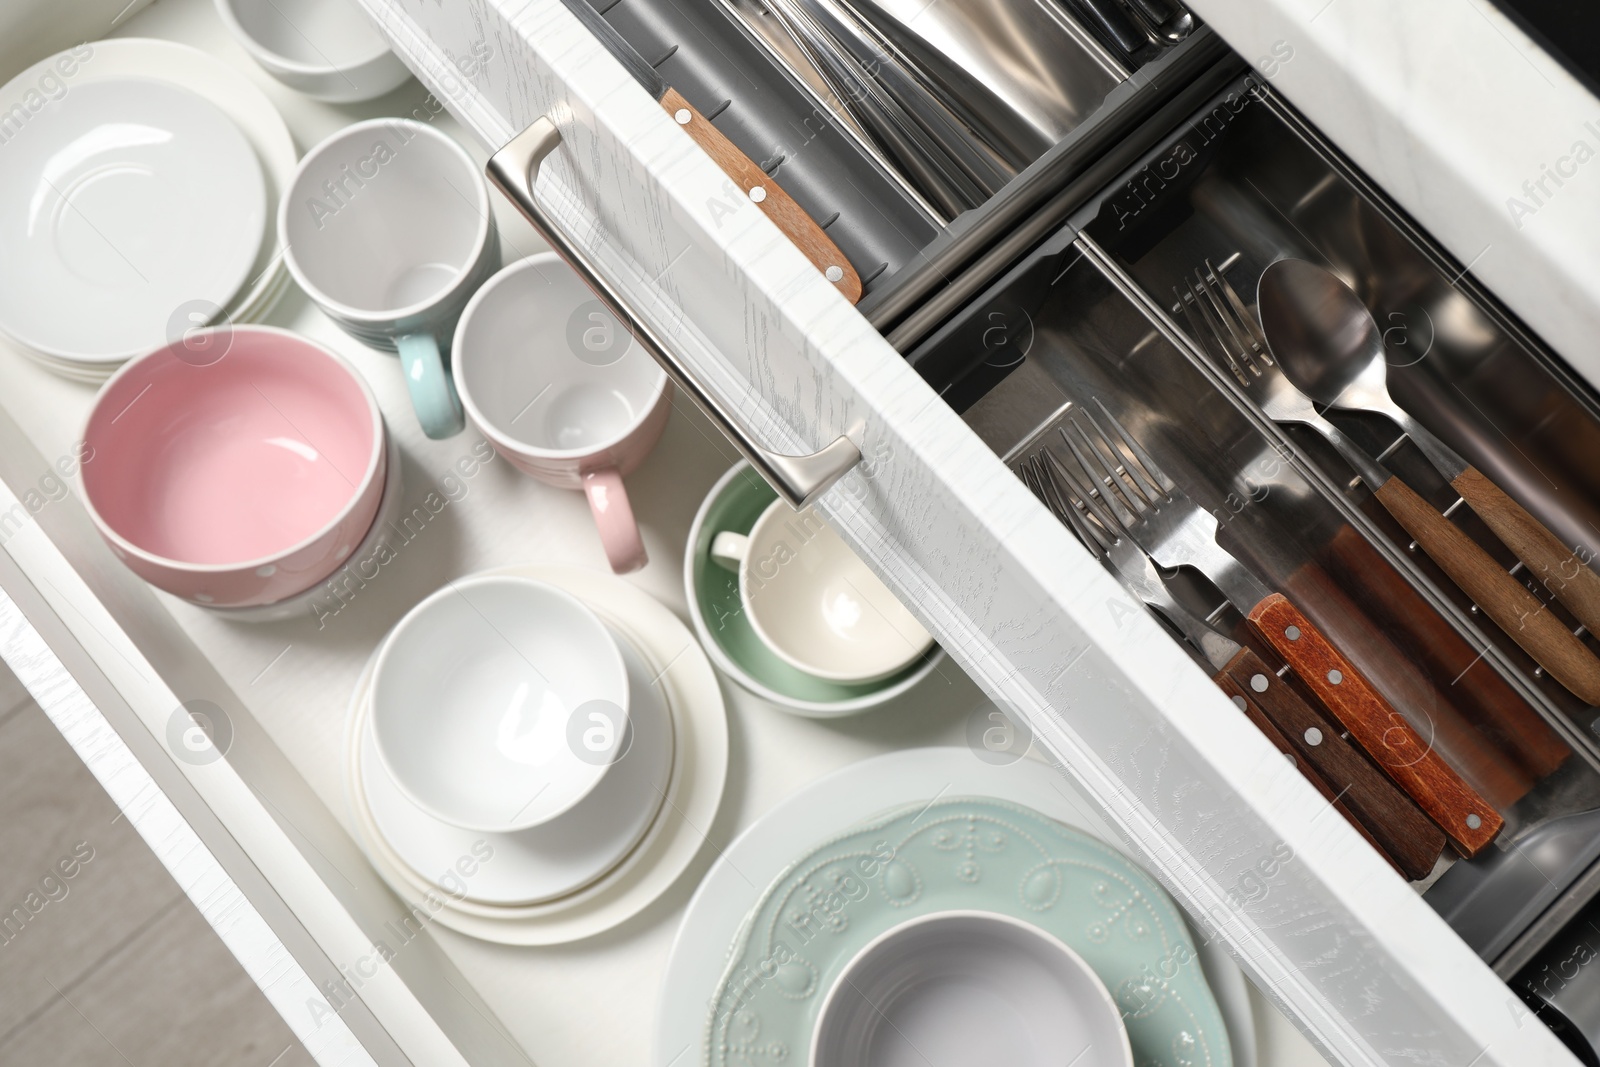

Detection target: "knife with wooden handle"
[1450, 466, 1600, 642]
[555, 0, 862, 302]
[1247, 592, 1503, 856]
[1373, 477, 1600, 706]
[1212, 644, 1447, 879]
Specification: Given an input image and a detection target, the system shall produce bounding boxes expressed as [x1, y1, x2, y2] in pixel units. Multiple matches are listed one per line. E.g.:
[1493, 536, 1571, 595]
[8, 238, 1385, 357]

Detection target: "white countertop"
[0, 0, 1327, 1064]
[1191, 0, 1600, 393]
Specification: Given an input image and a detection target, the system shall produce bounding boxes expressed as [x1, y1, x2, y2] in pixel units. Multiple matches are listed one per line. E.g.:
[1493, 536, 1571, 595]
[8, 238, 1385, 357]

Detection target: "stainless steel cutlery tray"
[901, 70, 1600, 979]
[567, 0, 1211, 300]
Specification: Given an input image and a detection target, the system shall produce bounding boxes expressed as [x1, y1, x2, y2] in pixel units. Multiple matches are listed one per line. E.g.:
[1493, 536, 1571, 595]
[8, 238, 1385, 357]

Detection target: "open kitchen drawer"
[1, 0, 1596, 1065]
[345, 0, 1599, 1063]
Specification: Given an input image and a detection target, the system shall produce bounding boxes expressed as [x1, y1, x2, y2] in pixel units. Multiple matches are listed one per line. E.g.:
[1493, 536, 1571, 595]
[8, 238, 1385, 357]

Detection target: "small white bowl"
[214, 0, 412, 102]
[811, 911, 1133, 1067]
[371, 576, 630, 834]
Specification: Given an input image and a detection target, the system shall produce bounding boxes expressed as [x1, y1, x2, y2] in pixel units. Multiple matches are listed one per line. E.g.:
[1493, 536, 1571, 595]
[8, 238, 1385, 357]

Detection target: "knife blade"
[556, 0, 863, 302]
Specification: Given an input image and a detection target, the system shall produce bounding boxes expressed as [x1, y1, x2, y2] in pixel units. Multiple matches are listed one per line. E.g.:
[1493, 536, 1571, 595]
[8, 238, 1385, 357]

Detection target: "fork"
[1182, 261, 1600, 707]
[1053, 399, 1501, 855]
[1021, 450, 1445, 878]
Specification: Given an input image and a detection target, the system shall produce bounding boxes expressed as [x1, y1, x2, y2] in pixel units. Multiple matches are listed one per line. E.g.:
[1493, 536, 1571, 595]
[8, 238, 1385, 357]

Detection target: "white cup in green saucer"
[684, 463, 944, 717]
[709, 498, 933, 684]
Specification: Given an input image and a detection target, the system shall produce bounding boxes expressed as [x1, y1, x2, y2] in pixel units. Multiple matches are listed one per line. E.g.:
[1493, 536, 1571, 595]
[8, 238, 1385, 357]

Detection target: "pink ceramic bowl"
[81, 326, 387, 608]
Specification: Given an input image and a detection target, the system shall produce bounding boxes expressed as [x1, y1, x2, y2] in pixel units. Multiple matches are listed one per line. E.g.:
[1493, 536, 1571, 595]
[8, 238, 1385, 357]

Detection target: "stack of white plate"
[0, 39, 297, 382]
[343, 565, 730, 946]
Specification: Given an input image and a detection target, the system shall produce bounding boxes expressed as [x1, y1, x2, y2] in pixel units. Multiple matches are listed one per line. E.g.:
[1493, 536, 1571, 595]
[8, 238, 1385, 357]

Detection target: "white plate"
[343, 564, 729, 944]
[357, 617, 674, 905]
[0, 77, 264, 364]
[655, 748, 1259, 1067]
[0, 39, 297, 377]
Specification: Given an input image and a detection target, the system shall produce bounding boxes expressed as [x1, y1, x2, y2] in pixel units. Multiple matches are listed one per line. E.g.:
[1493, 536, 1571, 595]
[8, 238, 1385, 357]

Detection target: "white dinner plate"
[655, 748, 1259, 1067]
[357, 617, 674, 905]
[0, 39, 297, 379]
[0, 77, 265, 364]
[343, 565, 729, 944]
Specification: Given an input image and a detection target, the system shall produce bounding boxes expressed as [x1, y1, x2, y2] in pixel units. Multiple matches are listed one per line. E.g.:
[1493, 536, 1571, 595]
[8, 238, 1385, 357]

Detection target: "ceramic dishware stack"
[79, 326, 391, 611]
[282, 119, 499, 439]
[215, 0, 413, 102]
[344, 565, 729, 944]
[453, 254, 672, 573]
[0, 40, 292, 381]
[686, 462, 944, 715]
[660, 749, 1247, 1067]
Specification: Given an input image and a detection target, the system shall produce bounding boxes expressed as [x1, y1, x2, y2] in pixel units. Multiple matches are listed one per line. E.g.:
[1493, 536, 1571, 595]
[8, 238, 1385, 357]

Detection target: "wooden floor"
[0, 663, 316, 1067]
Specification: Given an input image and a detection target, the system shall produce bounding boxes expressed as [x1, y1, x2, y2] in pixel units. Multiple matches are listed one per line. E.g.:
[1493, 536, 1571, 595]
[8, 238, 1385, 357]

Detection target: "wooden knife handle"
[1453, 465, 1600, 639]
[660, 89, 862, 303]
[1374, 476, 1600, 705]
[1247, 592, 1503, 855]
[1215, 646, 1445, 880]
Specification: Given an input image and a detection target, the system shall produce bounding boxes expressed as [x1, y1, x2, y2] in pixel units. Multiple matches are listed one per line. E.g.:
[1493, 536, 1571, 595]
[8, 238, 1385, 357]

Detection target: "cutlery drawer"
[291, 0, 1597, 1064]
[906, 58, 1600, 1041]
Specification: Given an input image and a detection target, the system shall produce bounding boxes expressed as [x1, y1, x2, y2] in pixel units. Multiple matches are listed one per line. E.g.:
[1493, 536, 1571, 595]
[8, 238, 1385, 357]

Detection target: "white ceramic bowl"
[214, 0, 412, 102]
[811, 911, 1133, 1067]
[371, 575, 630, 833]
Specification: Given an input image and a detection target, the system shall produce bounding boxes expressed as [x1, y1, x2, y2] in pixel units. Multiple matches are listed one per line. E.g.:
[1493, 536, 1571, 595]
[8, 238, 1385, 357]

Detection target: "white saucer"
[0, 77, 264, 364]
[655, 748, 1259, 1067]
[343, 565, 729, 944]
[0, 40, 297, 379]
[355, 616, 674, 905]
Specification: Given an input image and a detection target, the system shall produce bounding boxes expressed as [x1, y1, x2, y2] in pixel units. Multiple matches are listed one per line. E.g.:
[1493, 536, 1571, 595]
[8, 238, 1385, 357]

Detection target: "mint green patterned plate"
[706, 797, 1231, 1067]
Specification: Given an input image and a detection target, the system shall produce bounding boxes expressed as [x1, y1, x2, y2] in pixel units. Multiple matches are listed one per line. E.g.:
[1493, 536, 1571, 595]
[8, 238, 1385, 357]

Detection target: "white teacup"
[453, 254, 672, 574]
[711, 501, 932, 683]
[370, 575, 631, 833]
[281, 119, 498, 439]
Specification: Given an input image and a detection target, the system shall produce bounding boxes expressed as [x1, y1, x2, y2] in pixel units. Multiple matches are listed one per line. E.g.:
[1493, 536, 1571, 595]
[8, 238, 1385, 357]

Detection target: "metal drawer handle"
[486, 117, 862, 511]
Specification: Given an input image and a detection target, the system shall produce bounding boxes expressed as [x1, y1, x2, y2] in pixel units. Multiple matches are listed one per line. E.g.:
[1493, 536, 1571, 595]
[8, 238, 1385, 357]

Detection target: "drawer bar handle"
[486, 117, 862, 511]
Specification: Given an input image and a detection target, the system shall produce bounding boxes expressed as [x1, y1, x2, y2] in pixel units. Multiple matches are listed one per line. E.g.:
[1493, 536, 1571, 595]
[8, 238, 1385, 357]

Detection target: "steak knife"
[556, 0, 863, 302]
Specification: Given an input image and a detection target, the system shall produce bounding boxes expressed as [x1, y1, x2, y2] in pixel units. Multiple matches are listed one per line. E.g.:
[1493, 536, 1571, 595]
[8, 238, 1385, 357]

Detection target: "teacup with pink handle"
[453, 254, 671, 573]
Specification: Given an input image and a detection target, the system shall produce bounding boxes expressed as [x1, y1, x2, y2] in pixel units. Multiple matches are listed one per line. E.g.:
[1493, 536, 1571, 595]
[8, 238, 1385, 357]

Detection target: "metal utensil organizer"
[910, 69, 1600, 985]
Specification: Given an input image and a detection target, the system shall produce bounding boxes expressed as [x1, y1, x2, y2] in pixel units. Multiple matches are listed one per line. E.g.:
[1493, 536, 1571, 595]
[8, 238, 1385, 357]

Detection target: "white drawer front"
[362, 1, 1575, 1062]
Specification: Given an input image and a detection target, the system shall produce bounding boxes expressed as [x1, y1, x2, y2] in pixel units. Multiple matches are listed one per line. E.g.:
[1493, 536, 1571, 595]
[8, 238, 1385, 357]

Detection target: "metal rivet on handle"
[1327, 669, 1343, 685]
[1285, 625, 1301, 641]
[1231, 696, 1247, 711]
[749, 186, 767, 203]
[1304, 727, 1323, 746]
[825, 265, 844, 282]
[674, 108, 691, 124]
[1466, 813, 1482, 830]
[1250, 673, 1269, 693]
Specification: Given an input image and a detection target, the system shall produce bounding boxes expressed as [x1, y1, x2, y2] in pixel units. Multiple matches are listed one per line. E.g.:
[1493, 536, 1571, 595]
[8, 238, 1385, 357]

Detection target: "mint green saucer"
[707, 797, 1231, 1067]
[684, 462, 944, 717]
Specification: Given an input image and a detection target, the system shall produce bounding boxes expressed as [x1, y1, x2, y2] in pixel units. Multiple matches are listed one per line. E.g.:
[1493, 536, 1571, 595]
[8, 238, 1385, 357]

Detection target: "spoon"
[1260, 258, 1600, 642]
